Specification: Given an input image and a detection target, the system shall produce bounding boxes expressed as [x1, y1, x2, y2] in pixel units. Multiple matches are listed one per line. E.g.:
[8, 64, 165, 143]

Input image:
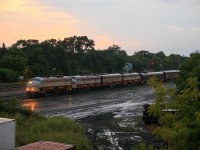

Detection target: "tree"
[134, 50, 154, 59]
[0, 47, 28, 76]
[177, 51, 200, 91]
[27, 47, 49, 77]
[155, 51, 166, 58]
[134, 50, 150, 56]
[149, 77, 200, 150]
[127, 55, 148, 72]
[0, 68, 19, 82]
[60, 36, 95, 54]
[0, 55, 26, 73]
[168, 54, 182, 70]
[148, 51, 200, 149]
[75, 36, 95, 53]
[107, 45, 127, 56]
[101, 45, 127, 73]
[0, 43, 6, 58]
[12, 39, 39, 49]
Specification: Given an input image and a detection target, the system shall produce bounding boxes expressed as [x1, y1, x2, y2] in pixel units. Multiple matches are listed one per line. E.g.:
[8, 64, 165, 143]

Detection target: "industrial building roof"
[14, 141, 75, 150]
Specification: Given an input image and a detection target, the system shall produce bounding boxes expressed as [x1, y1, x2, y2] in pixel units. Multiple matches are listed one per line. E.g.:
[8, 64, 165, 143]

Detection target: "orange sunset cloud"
[0, 0, 199, 56]
[0, 0, 81, 46]
[94, 35, 119, 50]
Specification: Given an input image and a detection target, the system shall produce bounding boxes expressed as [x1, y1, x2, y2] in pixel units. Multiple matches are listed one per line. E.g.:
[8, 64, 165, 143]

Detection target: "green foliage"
[148, 77, 200, 150]
[128, 50, 187, 72]
[177, 51, 200, 91]
[148, 52, 200, 150]
[127, 55, 147, 72]
[0, 99, 38, 117]
[0, 38, 188, 83]
[25, 47, 49, 77]
[131, 143, 156, 150]
[0, 68, 19, 82]
[14, 115, 92, 149]
[0, 99, 92, 150]
[148, 77, 176, 118]
[0, 45, 31, 81]
[101, 45, 127, 73]
[5, 37, 127, 78]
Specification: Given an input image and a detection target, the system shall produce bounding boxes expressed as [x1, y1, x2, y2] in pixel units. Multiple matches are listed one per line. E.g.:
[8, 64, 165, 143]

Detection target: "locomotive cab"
[26, 77, 43, 98]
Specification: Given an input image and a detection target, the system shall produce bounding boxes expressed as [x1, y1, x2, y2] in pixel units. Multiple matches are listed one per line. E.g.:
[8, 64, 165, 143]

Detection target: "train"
[26, 70, 180, 98]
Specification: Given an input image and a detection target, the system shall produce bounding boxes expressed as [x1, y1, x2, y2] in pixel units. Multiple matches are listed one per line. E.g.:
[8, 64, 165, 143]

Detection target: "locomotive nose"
[26, 87, 35, 91]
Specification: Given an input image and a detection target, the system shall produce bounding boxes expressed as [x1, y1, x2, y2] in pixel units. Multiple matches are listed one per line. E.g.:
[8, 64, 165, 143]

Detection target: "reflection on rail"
[23, 100, 39, 111]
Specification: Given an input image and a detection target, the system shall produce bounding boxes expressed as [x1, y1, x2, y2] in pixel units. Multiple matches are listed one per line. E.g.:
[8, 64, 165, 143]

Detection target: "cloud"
[0, 0, 81, 45]
[0, 0, 78, 24]
[94, 35, 119, 50]
[165, 24, 186, 32]
[193, 27, 200, 32]
[123, 39, 143, 50]
[0, 0, 43, 14]
[0, 0, 199, 57]
[93, 34, 143, 55]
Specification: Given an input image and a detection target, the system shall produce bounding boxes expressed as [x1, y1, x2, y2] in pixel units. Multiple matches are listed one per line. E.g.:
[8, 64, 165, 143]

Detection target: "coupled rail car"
[26, 70, 180, 98]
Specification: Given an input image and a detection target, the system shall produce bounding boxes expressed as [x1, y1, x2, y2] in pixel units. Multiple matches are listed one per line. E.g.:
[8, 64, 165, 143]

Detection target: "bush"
[148, 77, 200, 150]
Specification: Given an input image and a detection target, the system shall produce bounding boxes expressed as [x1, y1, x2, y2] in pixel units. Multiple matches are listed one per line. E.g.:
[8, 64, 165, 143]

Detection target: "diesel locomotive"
[26, 70, 180, 98]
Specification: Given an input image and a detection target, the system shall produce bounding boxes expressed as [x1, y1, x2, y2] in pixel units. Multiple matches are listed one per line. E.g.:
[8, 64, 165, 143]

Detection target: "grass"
[0, 99, 93, 150]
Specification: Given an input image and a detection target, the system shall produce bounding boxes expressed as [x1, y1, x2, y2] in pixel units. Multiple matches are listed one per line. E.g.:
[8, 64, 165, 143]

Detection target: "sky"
[0, 0, 200, 56]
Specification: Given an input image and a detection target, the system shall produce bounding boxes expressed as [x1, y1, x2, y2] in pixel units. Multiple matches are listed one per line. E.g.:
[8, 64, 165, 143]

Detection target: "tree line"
[0, 36, 187, 82]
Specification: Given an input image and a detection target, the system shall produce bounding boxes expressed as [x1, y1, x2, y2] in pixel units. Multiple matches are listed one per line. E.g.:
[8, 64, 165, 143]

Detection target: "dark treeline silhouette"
[0, 36, 188, 82]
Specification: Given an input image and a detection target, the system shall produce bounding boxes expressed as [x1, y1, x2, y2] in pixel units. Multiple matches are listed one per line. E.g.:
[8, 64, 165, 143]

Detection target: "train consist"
[26, 70, 180, 98]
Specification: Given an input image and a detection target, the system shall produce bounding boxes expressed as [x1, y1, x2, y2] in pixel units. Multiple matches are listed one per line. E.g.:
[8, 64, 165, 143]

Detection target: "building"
[14, 141, 76, 150]
[123, 63, 133, 72]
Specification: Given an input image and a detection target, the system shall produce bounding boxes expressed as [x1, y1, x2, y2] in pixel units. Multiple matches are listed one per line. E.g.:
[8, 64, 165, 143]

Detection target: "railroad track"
[0, 84, 26, 91]
[0, 93, 26, 100]
[0, 83, 26, 99]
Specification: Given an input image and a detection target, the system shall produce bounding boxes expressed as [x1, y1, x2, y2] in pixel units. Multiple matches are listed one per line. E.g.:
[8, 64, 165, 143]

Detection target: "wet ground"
[21, 83, 175, 150]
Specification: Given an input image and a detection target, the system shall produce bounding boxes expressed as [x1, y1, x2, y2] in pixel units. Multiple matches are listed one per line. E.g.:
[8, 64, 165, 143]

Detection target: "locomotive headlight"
[26, 87, 35, 91]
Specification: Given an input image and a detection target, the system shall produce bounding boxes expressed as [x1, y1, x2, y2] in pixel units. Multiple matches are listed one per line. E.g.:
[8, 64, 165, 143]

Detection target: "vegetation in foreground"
[131, 52, 200, 150]
[0, 99, 92, 150]
[146, 52, 200, 150]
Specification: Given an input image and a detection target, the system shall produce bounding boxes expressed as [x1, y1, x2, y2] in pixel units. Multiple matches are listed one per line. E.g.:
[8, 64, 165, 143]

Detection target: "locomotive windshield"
[71, 78, 78, 84]
[28, 77, 42, 84]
